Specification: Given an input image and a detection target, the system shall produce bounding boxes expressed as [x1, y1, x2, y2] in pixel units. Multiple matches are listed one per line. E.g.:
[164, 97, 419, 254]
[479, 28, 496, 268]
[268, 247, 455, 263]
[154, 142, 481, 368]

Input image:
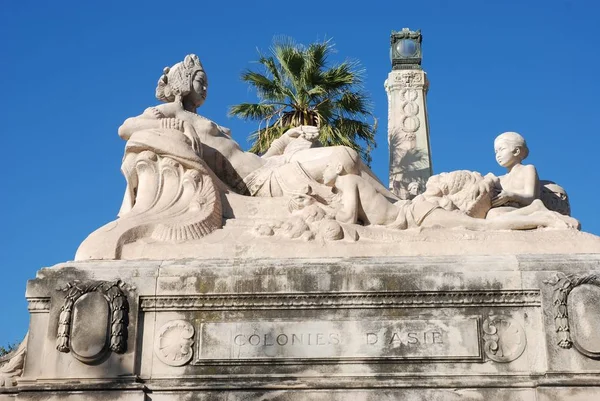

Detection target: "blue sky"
[1, 0, 599, 345]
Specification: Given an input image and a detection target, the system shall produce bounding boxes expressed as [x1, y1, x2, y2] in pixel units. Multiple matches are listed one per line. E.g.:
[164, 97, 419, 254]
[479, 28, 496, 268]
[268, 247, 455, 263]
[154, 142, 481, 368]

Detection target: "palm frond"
[232, 37, 377, 163]
[333, 91, 370, 115]
[301, 41, 330, 87]
[319, 63, 357, 91]
[241, 70, 286, 101]
[228, 103, 278, 121]
[257, 55, 282, 84]
[248, 123, 289, 154]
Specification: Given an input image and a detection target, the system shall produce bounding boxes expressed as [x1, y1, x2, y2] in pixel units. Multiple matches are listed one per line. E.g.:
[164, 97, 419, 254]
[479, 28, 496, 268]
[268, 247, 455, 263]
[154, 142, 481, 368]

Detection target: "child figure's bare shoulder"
[501, 163, 537, 186]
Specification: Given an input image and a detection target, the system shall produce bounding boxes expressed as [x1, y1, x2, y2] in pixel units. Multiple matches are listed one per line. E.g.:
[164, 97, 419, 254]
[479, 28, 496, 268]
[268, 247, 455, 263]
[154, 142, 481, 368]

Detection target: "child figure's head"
[494, 132, 529, 168]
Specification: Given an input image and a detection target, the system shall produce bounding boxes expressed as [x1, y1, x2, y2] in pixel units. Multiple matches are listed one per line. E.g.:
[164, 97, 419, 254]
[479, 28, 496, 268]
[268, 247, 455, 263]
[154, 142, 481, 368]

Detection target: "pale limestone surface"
[77, 54, 395, 260]
[6, 53, 600, 401]
[385, 69, 432, 199]
[118, 224, 598, 260]
[76, 54, 584, 262]
[3, 254, 600, 400]
[0, 338, 26, 388]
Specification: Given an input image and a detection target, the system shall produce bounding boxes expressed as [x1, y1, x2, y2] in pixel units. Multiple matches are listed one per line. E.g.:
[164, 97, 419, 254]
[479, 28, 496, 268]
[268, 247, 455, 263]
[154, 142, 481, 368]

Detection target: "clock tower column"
[385, 28, 433, 199]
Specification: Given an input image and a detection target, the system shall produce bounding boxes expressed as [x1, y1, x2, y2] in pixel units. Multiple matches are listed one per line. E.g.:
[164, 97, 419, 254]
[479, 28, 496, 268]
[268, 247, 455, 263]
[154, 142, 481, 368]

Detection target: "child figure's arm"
[491, 165, 539, 207]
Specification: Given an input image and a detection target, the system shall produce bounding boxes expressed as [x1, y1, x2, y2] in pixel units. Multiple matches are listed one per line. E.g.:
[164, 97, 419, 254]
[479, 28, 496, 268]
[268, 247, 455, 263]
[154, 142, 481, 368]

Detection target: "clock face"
[395, 39, 418, 57]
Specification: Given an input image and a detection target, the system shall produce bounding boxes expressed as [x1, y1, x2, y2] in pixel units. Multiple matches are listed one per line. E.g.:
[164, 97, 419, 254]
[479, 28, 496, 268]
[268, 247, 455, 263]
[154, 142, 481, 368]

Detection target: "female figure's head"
[494, 132, 529, 168]
[156, 54, 207, 111]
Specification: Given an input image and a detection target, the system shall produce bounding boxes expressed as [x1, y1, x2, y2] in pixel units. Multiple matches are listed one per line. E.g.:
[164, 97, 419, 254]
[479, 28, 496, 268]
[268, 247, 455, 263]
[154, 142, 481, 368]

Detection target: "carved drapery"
[76, 150, 223, 260]
[0, 336, 27, 387]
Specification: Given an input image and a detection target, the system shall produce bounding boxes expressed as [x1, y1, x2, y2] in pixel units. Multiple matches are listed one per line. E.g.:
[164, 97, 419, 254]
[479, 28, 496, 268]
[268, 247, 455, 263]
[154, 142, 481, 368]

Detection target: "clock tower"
[385, 28, 433, 199]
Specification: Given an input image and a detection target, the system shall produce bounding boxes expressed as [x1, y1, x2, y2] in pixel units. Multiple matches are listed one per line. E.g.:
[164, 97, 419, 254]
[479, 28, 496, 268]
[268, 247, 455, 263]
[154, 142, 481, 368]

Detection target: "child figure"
[487, 132, 540, 219]
[319, 158, 578, 231]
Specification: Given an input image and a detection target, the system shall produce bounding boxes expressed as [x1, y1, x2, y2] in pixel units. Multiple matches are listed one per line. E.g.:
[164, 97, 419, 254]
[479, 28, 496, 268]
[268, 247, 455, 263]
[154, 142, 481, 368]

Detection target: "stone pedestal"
[4, 252, 600, 400]
[386, 69, 433, 199]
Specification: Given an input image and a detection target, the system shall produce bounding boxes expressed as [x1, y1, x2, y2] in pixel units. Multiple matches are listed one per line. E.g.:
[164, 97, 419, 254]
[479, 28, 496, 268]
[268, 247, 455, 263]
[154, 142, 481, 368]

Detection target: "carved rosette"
[545, 273, 600, 358]
[154, 320, 195, 366]
[482, 315, 526, 363]
[56, 280, 132, 364]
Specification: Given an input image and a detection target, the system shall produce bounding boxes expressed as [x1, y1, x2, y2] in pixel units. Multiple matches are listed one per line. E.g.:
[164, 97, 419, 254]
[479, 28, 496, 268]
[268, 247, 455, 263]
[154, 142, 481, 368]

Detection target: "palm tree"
[229, 38, 377, 165]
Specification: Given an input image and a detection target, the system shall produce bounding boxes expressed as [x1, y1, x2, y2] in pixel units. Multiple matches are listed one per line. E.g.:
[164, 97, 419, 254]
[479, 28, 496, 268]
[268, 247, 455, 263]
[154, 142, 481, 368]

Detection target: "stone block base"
[3, 386, 600, 400]
[3, 255, 600, 400]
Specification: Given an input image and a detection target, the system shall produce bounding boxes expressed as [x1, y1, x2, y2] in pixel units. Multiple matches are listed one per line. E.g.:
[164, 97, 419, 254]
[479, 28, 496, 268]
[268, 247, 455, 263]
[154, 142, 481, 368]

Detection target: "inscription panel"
[195, 318, 480, 364]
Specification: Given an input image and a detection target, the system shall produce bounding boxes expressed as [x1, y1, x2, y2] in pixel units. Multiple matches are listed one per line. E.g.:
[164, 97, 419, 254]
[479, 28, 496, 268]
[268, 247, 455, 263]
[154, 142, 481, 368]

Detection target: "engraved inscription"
[195, 319, 480, 364]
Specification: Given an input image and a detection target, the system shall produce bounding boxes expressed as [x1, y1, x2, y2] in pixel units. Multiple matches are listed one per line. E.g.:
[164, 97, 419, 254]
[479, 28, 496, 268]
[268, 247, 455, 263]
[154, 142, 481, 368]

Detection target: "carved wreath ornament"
[56, 280, 131, 357]
[545, 273, 600, 356]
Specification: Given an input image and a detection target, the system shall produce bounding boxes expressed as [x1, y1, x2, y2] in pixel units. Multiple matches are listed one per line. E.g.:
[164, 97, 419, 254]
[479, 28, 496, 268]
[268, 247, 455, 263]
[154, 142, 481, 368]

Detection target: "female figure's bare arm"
[118, 106, 203, 155]
[118, 107, 163, 140]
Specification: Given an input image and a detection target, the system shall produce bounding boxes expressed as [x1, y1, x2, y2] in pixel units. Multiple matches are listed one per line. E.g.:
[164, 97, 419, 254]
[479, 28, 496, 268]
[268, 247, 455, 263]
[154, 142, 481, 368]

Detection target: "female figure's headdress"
[156, 54, 205, 103]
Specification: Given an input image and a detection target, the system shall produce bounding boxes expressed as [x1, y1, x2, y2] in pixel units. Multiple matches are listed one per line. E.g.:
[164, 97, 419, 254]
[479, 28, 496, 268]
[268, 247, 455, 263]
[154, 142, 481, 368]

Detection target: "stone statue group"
[76, 54, 578, 259]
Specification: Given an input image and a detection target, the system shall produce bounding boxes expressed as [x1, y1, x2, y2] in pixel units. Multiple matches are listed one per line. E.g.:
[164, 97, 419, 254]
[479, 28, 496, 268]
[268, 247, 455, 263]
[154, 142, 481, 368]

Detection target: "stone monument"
[386, 28, 433, 200]
[1, 51, 600, 401]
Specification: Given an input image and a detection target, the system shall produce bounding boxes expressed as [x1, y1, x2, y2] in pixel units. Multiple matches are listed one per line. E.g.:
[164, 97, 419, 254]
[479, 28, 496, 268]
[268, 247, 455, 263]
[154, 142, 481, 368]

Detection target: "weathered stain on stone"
[568, 284, 600, 358]
[71, 291, 109, 362]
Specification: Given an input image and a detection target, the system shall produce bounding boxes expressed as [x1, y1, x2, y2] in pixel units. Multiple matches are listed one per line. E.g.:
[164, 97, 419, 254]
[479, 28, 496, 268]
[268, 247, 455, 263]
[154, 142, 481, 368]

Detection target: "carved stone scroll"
[56, 280, 131, 363]
[154, 320, 195, 367]
[482, 315, 526, 363]
[75, 150, 223, 260]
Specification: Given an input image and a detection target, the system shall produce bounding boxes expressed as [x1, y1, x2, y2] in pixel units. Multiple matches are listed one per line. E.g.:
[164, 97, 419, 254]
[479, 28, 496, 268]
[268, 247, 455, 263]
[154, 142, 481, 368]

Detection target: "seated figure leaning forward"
[316, 157, 579, 231]
[116, 54, 577, 233]
[75, 54, 581, 262]
[117, 54, 396, 216]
